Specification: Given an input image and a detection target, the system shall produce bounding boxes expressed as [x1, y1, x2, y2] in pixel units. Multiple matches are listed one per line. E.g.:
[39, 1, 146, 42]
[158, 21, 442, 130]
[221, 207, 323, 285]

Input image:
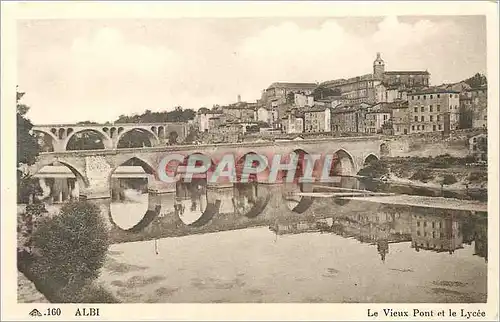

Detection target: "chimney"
[237, 94, 241, 103]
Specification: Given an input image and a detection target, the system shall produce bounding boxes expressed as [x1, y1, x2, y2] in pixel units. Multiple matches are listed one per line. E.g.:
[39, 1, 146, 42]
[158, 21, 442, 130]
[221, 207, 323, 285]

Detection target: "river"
[94, 180, 487, 303]
[18, 178, 487, 303]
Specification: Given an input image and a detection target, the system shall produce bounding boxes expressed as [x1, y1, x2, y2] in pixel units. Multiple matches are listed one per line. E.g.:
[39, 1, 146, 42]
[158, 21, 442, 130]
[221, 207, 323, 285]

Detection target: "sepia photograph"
[2, 1, 498, 321]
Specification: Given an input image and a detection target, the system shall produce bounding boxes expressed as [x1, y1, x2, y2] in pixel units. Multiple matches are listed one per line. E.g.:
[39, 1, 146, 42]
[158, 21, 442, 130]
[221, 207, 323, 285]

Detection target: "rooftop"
[410, 88, 461, 95]
[384, 70, 430, 75]
[267, 82, 318, 90]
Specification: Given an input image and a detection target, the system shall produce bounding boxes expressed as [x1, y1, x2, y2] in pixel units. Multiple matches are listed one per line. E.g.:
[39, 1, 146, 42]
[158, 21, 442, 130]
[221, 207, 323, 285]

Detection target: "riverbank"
[18, 272, 49, 303]
[358, 155, 487, 200]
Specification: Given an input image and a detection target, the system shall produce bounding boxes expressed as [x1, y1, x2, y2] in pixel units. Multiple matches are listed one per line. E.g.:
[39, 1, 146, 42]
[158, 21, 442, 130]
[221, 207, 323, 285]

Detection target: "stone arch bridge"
[28, 136, 389, 199]
[32, 122, 189, 152]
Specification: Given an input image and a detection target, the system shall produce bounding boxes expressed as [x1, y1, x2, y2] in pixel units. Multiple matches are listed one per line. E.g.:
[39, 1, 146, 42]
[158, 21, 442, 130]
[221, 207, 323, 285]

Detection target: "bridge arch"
[232, 152, 271, 218]
[32, 129, 58, 152]
[330, 148, 356, 176]
[173, 152, 219, 227]
[108, 157, 157, 231]
[116, 127, 159, 149]
[363, 153, 379, 166]
[64, 128, 111, 151]
[30, 158, 89, 188]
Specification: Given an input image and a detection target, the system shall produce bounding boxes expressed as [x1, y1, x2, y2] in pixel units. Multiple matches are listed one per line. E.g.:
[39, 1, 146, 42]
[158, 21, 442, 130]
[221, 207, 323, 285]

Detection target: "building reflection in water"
[269, 204, 487, 263]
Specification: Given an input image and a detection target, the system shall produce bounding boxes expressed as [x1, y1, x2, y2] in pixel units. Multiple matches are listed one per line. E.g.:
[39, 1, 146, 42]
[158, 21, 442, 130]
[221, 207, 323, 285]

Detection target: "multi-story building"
[331, 103, 371, 133]
[322, 73, 381, 105]
[470, 85, 488, 129]
[389, 101, 410, 135]
[281, 114, 304, 134]
[321, 53, 429, 105]
[196, 108, 224, 132]
[469, 133, 487, 161]
[304, 106, 331, 133]
[407, 88, 460, 133]
[293, 93, 314, 108]
[222, 102, 256, 122]
[364, 103, 392, 134]
[260, 82, 318, 118]
[255, 106, 270, 124]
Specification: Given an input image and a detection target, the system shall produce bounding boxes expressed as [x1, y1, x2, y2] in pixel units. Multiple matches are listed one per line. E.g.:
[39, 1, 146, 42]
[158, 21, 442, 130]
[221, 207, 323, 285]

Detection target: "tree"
[24, 201, 116, 302]
[17, 87, 42, 203]
[464, 73, 487, 89]
[312, 85, 341, 100]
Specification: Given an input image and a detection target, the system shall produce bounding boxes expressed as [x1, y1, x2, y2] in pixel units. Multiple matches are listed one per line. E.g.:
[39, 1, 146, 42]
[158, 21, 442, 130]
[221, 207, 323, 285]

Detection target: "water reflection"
[269, 206, 487, 262]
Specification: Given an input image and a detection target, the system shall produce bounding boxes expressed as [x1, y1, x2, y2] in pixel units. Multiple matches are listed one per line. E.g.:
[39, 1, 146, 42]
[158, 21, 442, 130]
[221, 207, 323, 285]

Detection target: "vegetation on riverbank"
[358, 154, 488, 191]
[18, 201, 119, 303]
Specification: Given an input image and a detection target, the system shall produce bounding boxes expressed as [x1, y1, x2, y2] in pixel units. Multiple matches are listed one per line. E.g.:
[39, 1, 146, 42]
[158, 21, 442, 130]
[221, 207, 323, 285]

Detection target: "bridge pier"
[147, 175, 176, 194]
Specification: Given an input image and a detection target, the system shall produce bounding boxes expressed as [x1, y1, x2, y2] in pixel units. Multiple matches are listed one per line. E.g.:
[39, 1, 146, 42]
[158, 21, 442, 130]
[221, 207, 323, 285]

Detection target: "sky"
[17, 15, 486, 124]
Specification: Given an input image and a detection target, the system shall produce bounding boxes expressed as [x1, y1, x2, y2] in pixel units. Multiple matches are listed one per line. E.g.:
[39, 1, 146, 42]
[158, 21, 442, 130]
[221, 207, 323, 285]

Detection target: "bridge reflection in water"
[34, 175, 487, 303]
[96, 181, 487, 303]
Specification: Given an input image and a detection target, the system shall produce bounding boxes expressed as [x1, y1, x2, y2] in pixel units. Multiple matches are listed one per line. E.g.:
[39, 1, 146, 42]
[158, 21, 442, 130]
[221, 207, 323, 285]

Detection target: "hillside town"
[194, 53, 487, 143]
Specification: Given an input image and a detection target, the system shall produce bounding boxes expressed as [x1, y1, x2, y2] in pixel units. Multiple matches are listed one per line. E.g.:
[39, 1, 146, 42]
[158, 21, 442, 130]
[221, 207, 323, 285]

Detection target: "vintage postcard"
[1, 1, 498, 321]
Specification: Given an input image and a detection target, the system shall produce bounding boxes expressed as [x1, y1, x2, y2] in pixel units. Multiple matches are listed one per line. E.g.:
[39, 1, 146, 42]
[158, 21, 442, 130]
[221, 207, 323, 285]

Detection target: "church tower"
[373, 52, 385, 80]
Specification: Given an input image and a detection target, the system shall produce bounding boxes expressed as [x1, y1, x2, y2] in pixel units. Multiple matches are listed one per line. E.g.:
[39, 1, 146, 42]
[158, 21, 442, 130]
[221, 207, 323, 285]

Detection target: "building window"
[437, 115, 441, 121]
[437, 105, 441, 112]
[414, 107, 418, 112]
[430, 115, 433, 121]
[437, 94, 440, 98]
[424, 221, 427, 227]
[412, 125, 415, 130]
[421, 106, 425, 112]
[455, 94, 458, 98]
[418, 96, 420, 99]
[429, 105, 433, 112]
[433, 125, 436, 131]
[432, 232, 436, 238]
[422, 125, 425, 130]
[417, 125, 420, 130]
[421, 115, 425, 122]
[417, 230, 421, 236]
[414, 116, 418, 122]
[440, 232, 444, 238]
[438, 124, 442, 130]
[430, 95, 433, 99]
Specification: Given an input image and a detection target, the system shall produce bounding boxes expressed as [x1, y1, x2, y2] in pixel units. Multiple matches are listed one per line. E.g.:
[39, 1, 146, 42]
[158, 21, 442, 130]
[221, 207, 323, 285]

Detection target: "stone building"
[470, 85, 488, 129]
[260, 82, 318, 121]
[387, 101, 410, 135]
[304, 106, 331, 133]
[281, 114, 304, 134]
[364, 103, 392, 134]
[255, 106, 270, 124]
[469, 133, 487, 161]
[222, 102, 256, 122]
[321, 53, 429, 105]
[408, 88, 460, 133]
[331, 103, 371, 133]
[196, 108, 224, 132]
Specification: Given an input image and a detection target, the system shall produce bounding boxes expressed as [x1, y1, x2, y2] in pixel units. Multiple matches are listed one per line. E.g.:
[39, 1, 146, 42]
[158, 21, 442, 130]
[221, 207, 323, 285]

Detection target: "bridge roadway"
[28, 135, 388, 199]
